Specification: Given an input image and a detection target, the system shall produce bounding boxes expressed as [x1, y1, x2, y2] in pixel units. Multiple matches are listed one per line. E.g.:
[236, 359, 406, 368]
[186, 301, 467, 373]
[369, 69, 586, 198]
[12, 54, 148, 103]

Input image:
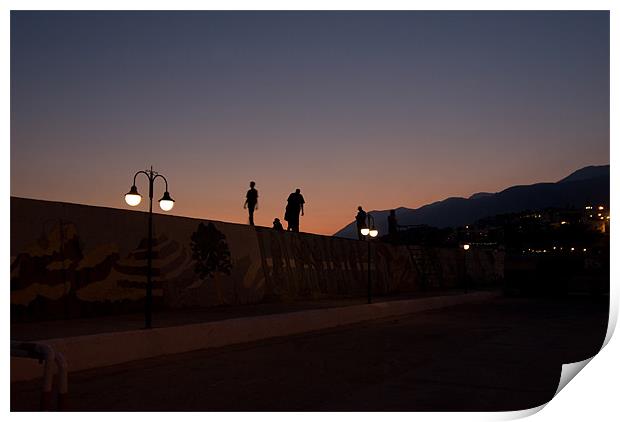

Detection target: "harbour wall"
[11, 197, 504, 322]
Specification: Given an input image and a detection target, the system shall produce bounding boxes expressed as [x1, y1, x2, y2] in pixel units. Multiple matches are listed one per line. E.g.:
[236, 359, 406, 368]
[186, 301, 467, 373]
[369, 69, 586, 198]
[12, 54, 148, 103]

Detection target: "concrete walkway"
[11, 290, 498, 382]
[11, 289, 479, 341]
[11, 296, 608, 411]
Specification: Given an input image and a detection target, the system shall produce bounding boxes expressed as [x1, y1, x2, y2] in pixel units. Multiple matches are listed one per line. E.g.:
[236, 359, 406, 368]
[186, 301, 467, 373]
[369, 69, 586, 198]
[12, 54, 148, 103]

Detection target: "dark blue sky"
[11, 11, 609, 234]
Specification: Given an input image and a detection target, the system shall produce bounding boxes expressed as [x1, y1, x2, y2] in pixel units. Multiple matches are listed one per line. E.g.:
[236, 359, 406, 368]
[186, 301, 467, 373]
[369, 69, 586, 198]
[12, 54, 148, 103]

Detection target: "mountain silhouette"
[558, 165, 610, 183]
[334, 165, 610, 239]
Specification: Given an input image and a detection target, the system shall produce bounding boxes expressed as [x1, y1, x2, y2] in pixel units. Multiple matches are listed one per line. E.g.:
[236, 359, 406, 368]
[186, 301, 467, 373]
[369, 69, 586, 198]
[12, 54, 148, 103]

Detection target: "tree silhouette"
[190, 222, 232, 304]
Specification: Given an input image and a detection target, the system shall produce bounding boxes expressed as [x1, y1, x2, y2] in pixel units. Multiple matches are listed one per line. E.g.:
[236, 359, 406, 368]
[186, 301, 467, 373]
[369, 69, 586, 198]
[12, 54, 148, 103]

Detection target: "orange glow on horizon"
[11, 160, 610, 236]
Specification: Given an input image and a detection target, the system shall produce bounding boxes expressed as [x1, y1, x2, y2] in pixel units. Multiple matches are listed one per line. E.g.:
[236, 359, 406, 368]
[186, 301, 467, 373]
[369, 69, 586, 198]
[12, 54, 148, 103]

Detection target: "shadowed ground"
[11, 290, 469, 341]
[11, 295, 608, 411]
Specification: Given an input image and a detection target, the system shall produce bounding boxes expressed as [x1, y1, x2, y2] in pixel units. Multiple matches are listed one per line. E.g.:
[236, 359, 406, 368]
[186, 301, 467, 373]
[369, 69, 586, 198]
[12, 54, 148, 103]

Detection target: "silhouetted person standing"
[244, 181, 258, 226]
[388, 209, 399, 242]
[285, 188, 305, 232]
[273, 218, 284, 231]
[355, 206, 367, 240]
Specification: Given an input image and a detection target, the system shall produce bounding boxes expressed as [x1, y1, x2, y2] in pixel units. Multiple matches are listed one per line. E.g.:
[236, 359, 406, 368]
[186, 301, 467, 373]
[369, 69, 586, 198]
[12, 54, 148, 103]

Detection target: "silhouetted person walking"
[273, 218, 284, 231]
[285, 188, 305, 232]
[244, 181, 258, 226]
[355, 206, 367, 240]
[388, 209, 399, 242]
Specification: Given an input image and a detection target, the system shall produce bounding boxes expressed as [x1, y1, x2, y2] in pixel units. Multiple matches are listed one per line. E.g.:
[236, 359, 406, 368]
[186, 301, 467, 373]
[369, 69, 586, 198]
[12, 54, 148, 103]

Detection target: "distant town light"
[585, 206, 593, 210]
[571, 247, 575, 251]
[463, 244, 470, 251]
[561, 221, 567, 225]
[598, 206, 604, 210]
[553, 246, 556, 250]
[583, 248, 587, 252]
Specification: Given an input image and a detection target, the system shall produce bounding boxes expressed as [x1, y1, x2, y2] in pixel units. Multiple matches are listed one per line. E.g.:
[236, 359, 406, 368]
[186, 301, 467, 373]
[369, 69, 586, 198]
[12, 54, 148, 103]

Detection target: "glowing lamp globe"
[360, 228, 370, 236]
[125, 186, 142, 206]
[369, 229, 378, 238]
[159, 191, 175, 211]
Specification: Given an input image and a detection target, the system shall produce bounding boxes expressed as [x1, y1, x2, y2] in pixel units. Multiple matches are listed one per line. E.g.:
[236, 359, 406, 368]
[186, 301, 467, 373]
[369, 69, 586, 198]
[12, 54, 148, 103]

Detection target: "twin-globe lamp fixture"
[360, 227, 378, 238]
[124, 166, 175, 329]
[359, 213, 378, 304]
[125, 184, 175, 211]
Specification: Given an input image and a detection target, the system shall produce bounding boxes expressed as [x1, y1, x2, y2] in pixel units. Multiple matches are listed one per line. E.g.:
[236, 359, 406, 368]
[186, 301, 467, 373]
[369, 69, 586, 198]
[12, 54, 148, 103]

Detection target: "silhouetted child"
[273, 218, 284, 231]
[284, 188, 305, 232]
[243, 181, 258, 226]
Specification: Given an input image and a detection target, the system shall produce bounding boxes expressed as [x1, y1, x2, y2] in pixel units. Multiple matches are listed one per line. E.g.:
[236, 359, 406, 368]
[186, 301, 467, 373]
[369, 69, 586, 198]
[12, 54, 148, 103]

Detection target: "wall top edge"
[10, 196, 356, 242]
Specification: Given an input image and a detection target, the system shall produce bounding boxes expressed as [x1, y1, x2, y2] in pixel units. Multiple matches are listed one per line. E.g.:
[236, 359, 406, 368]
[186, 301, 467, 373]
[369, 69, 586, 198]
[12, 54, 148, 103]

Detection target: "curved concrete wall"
[11, 197, 504, 322]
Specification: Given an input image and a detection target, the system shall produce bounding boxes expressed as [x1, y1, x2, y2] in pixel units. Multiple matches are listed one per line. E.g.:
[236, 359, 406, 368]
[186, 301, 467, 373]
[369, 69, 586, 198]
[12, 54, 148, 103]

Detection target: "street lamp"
[462, 244, 470, 293]
[124, 166, 175, 329]
[360, 213, 378, 304]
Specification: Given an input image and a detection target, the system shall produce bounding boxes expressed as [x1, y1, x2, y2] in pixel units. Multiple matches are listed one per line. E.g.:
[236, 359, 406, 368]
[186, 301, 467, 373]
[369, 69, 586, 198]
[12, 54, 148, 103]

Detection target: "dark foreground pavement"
[11, 290, 468, 341]
[11, 295, 608, 411]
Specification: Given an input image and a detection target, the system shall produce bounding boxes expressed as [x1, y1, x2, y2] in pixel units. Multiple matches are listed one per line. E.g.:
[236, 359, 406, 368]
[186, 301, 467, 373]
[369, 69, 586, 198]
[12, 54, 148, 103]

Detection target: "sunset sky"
[10, 11, 609, 235]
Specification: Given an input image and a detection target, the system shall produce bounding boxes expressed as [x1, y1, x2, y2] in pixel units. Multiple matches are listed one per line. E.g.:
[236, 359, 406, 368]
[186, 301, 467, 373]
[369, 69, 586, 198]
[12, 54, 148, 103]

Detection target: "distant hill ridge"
[558, 165, 610, 183]
[334, 165, 610, 239]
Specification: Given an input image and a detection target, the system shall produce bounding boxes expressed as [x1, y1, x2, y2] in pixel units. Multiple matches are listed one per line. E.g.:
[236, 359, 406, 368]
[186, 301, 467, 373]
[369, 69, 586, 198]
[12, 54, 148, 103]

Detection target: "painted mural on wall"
[189, 222, 233, 305]
[11, 198, 265, 321]
[374, 243, 420, 295]
[11, 197, 504, 322]
[11, 220, 86, 316]
[255, 228, 369, 301]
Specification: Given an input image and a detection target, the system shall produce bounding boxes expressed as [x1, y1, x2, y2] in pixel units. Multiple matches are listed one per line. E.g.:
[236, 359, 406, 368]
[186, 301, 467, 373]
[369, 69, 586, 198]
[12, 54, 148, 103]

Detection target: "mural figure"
[190, 222, 233, 304]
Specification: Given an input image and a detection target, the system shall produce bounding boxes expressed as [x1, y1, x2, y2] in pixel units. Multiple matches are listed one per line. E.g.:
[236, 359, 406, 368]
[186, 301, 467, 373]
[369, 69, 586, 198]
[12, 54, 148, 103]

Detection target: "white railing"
[11, 341, 68, 411]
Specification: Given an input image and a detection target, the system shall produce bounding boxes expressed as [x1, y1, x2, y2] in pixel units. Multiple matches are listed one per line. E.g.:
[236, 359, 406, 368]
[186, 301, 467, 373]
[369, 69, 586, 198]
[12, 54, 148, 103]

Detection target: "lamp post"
[124, 166, 175, 329]
[360, 213, 379, 304]
[462, 244, 470, 294]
